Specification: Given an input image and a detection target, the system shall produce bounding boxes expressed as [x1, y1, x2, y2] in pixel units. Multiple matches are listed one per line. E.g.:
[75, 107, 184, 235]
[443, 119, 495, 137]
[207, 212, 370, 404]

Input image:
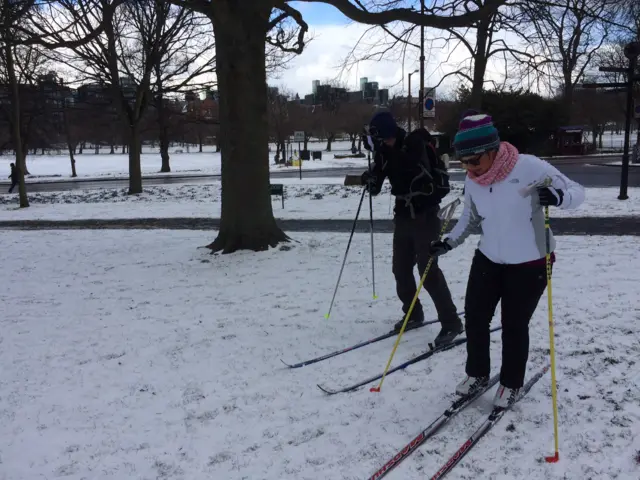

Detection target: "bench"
[270, 183, 285, 208]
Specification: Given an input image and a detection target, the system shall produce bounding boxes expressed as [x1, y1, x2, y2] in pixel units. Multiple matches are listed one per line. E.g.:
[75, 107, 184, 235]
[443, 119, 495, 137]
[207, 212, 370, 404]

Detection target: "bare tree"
[521, 0, 619, 118]
[164, 0, 505, 253]
[0, 0, 43, 207]
[150, 5, 215, 173]
[340, 101, 375, 152]
[27, 0, 211, 193]
[268, 87, 294, 163]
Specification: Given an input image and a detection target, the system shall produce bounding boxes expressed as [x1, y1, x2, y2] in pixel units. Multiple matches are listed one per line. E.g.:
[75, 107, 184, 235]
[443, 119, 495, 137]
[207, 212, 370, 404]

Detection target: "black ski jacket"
[364, 127, 443, 218]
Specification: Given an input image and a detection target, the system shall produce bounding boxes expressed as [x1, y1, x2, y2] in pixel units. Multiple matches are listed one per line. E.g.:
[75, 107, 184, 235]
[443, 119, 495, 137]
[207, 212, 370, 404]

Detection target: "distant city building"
[299, 77, 389, 107]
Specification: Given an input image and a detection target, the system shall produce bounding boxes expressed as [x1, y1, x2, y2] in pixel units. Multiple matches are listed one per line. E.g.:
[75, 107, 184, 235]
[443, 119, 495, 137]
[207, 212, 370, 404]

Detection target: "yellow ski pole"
[543, 204, 560, 463]
[370, 197, 460, 393]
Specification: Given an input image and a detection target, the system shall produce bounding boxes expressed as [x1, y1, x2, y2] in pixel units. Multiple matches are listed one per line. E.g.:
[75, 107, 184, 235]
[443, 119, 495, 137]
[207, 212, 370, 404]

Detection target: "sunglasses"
[460, 154, 483, 166]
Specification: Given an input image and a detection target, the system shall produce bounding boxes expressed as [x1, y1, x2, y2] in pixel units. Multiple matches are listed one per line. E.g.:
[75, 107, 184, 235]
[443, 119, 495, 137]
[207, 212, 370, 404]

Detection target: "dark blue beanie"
[369, 111, 397, 139]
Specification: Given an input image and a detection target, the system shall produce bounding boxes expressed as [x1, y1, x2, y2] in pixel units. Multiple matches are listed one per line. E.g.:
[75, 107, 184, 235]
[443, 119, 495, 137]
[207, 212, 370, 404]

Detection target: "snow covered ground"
[0, 142, 371, 182]
[0, 181, 638, 221]
[1, 230, 638, 479]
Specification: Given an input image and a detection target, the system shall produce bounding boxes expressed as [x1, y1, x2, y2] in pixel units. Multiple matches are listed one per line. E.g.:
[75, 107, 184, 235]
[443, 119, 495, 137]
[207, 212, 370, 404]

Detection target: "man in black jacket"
[362, 111, 462, 346]
[8, 163, 18, 193]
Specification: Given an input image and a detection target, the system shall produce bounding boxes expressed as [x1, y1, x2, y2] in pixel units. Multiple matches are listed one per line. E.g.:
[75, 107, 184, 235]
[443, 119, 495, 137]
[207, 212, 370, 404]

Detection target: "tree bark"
[157, 87, 171, 172]
[4, 42, 29, 207]
[62, 101, 78, 177]
[206, 0, 288, 253]
[325, 133, 334, 151]
[469, 17, 490, 109]
[128, 125, 143, 194]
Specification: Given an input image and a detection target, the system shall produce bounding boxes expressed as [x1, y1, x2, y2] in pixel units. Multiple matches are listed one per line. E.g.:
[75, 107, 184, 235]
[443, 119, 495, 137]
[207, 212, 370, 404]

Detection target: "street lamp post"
[581, 40, 640, 201]
[408, 69, 419, 131]
[419, 0, 425, 129]
[618, 41, 640, 200]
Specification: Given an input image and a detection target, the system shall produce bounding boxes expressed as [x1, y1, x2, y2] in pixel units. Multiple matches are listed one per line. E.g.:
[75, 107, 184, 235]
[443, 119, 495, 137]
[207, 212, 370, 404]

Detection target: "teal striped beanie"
[453, 113, 500, 158]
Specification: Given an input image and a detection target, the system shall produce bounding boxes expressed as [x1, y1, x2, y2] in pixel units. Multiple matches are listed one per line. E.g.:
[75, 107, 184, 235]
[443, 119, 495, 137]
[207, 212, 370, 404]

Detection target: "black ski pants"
[464, 250, 549, 389]
[392, 208, 459, 327]
[8, 180, 17, 193]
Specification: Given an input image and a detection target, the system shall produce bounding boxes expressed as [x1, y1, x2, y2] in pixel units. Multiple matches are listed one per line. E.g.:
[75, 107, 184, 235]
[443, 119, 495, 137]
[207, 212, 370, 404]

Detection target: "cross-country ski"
[280, 313, 460, 368]
[317, 327, 501, 395]
[367, 374, 500, 480]
[429, 365, 551, 479]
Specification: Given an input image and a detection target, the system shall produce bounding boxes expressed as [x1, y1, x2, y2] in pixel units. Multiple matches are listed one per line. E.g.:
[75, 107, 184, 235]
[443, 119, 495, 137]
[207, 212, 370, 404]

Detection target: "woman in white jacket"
[429, 112, 585, 408]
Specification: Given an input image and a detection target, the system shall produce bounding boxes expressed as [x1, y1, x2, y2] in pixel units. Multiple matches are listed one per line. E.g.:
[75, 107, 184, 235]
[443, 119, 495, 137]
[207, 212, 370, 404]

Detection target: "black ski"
[317, 326, 501, 395]
[429, 364, 550, 480]
[281, 312, 464, 369]
[367, 374, 500, 480]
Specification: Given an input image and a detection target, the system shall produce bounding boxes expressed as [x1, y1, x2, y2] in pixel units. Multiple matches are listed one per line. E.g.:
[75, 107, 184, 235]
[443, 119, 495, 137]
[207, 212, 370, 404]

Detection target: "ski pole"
[367, 153, 377, 300]
[325, 187, 366, 319]
[543, 204, 560, 463]
[371, 197, 461, 393]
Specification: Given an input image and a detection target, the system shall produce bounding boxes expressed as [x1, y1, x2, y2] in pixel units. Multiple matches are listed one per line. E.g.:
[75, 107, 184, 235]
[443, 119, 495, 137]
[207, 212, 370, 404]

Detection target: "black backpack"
[404, 129, 451, 201]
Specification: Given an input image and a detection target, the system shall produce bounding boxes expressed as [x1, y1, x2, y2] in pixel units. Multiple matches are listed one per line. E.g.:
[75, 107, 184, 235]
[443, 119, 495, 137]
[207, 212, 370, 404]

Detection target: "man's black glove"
[361, 133, 372, 152]
[361, 170, 381, 195]
[537, 186, 564, 207]
[429, 238, 453, 257]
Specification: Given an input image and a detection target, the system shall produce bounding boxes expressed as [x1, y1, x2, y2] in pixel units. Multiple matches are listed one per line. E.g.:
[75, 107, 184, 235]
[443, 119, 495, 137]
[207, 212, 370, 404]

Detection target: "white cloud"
[268, 22, 524, 100]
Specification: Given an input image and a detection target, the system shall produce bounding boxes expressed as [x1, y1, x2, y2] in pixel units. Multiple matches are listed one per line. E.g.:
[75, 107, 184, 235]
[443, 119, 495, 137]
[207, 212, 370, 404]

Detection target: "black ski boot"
[433, 318, 464, 347]
[394, 308, 425, 332]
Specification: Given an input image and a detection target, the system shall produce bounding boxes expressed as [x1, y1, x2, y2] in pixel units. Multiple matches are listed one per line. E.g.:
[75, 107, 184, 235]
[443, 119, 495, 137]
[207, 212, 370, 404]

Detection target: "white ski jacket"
[447, 154, 585, 264]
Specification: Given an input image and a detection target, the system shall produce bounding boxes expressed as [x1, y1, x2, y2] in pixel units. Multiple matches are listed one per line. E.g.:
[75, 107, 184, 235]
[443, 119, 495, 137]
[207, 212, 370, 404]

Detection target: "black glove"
[361, 170, 381, 195]
[537, 186, 564, 207]
[429, 239, 453, 257]
[361, 133, 372, 152]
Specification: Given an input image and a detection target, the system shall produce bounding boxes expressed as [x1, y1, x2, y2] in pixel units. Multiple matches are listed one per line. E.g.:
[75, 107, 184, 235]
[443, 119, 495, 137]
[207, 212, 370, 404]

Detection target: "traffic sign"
[423, 87, 435, 118]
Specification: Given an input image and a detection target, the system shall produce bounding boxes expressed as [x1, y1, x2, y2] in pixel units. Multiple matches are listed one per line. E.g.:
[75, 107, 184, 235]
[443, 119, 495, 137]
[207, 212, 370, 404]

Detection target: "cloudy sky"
[269, 2, 510, 99]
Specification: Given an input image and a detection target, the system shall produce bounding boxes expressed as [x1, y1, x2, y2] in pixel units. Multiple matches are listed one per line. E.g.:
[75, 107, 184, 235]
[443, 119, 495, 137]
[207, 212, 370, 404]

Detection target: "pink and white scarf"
[467, 141, 519, 186]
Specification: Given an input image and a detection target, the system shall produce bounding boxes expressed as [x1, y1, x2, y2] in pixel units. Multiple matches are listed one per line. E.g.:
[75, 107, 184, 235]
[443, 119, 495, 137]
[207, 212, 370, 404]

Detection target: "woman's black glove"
[429, 239, 453, 257]
[537, 186, 564, 207]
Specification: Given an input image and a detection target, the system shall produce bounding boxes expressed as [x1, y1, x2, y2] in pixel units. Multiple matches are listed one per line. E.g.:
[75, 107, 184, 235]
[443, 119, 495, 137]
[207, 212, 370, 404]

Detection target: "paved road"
[1, 155, 638, 193]
[1, 217, 637, 235]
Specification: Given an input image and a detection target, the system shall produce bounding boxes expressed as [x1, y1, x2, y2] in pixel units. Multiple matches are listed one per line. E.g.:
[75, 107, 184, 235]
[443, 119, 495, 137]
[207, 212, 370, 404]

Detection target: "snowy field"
[1, 230, 638, 479]
[1, 181, 639, 221]
[0, 142, 372, 182]
[0, 132, 635, 183]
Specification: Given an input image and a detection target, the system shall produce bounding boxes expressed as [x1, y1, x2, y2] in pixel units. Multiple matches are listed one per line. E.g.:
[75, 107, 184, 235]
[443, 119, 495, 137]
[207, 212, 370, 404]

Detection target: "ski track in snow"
[0, 231, 639, 479]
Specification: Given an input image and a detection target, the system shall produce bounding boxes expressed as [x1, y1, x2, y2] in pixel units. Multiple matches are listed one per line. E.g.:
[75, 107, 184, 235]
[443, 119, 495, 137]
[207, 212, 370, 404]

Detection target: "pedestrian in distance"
[429, 111, 585, 407]
[361, 111, 463, 347]
[8, 163, 18, 193]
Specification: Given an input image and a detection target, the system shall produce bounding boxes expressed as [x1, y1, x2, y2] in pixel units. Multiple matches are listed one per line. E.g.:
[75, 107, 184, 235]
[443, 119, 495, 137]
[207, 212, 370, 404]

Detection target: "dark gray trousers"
[392, 208, 459, 326]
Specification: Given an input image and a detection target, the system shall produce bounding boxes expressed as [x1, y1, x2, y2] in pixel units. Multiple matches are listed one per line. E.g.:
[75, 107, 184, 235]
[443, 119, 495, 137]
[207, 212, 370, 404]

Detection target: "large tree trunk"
[62, 102, 78, 177]
[4, 43, 29, 207]
[325, 133, 334, 151]
[128, 125, 143, 194]
[206, 1, 288, 253]
[469, 17, 490, 109]
[159, 128, 171, 172]
[157, 88, 171, 173]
